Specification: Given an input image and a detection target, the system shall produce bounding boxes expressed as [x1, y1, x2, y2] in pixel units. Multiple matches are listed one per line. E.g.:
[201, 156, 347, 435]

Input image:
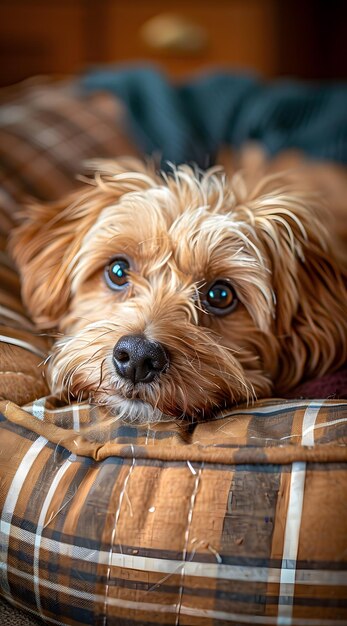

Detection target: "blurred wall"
[0, 0, 346, 87]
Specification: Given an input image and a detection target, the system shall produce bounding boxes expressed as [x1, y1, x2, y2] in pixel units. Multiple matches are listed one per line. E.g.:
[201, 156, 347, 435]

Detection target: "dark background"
[0, 0, 346, 87]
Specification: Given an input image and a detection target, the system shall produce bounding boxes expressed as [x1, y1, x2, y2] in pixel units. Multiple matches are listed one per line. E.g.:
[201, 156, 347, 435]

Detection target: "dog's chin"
[98, 396, 173, 424]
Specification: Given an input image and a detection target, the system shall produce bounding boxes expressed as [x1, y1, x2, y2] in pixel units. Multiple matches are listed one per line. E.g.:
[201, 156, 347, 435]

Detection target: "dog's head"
[11, 158, 347, 422]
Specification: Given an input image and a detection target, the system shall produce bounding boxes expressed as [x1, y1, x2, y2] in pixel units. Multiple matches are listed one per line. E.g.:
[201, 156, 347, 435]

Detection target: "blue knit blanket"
[81, 66, 347, 167]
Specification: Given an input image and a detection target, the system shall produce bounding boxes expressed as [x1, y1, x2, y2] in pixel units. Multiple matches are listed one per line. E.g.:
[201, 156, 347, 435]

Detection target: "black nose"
[113, 334, 169, 384]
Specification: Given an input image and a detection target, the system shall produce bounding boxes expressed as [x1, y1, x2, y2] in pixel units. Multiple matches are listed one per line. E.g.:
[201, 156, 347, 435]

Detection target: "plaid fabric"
[0, 397, 347, 626]
[0, 204, 50, 406]
[0, 78, 139, 219]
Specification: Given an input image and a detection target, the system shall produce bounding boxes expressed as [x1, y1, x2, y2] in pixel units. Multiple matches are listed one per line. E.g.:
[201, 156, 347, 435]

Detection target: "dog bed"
[0, 74, 347, 626]
[1, 393, 347, 626]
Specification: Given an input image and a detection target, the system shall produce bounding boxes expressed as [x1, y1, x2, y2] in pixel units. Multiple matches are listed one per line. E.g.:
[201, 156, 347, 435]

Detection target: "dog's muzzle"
[113, 334, 169, 384]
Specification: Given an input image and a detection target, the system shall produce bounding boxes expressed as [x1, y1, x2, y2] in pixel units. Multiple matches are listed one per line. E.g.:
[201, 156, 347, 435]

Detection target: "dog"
[10, 158, 347, 422]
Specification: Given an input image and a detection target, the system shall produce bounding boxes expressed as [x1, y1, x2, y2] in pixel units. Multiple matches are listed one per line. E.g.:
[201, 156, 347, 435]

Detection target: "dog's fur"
[10, 158, 347, 422]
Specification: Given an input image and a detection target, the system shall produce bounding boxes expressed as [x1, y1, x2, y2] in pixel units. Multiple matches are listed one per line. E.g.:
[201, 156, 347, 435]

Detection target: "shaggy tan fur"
[10, 158, 347, 422]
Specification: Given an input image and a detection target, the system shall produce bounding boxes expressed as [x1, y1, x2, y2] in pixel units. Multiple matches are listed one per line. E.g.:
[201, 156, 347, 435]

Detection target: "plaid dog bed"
[0, 78, 347, 626]
[0, 396, 347, 625]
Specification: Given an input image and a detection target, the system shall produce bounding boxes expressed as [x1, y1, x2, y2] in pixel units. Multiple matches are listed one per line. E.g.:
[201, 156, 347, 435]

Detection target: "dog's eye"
[105, 258, 130, 290]
[203, 280, 238, 315]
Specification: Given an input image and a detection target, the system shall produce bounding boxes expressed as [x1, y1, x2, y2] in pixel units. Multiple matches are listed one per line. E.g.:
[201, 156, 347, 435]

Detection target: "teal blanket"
[81, 67, 347, 167]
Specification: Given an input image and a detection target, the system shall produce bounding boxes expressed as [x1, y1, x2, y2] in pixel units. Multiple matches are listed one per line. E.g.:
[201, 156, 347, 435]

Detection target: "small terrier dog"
[11, 158, 347, 422]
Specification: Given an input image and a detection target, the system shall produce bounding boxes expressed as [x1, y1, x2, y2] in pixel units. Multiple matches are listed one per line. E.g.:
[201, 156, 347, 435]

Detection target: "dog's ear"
[10, 158, 158, 328]
[10, 187, 114, 329]
[235, 178, 347, 390]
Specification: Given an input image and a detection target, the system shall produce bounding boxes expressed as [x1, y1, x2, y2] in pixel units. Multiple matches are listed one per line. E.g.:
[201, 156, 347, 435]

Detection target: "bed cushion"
[0, 396, 346, 625]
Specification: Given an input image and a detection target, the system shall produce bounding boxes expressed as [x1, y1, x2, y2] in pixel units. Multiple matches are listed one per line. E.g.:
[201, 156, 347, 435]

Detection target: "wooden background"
[0, 0, 346, 87]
